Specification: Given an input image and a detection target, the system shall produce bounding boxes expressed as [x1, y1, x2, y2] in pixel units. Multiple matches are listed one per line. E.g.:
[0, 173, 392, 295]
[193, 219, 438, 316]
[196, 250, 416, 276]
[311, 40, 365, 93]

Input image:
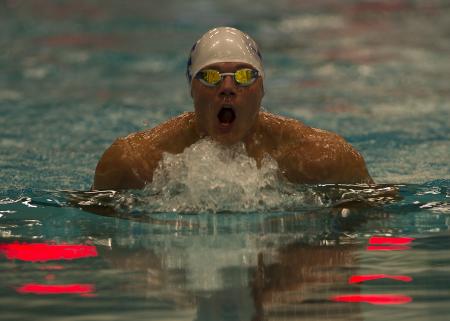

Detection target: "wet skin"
[191, 62, 264, 146]
[93, 62, 373, 190]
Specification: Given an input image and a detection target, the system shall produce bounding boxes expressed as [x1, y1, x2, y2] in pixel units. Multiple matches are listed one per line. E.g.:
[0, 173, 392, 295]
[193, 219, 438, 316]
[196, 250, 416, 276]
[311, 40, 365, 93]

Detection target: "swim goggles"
[195, 68, 259, 87]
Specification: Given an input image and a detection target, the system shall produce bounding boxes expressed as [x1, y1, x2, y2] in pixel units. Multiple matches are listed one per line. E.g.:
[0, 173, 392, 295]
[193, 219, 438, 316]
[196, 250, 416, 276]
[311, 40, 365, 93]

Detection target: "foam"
[145, 138, 321, 213]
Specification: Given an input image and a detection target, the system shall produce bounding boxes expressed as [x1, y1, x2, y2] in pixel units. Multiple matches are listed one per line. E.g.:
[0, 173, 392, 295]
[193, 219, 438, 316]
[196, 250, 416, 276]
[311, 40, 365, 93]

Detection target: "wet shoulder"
[93, 112, 198, 189]
[120, 112, 198, 153]
[258, 112, 371, 183]
[259, 111, 349, 146]
[123, 112, 196, 142]
[308, 127, 348, 146]
[292, 126, 371, 183]
[259, 112, 314, 144]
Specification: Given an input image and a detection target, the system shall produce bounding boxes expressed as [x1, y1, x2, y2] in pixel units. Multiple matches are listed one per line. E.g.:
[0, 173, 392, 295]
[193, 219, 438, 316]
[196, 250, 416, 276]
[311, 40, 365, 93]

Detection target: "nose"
[219, 74, 237, 97]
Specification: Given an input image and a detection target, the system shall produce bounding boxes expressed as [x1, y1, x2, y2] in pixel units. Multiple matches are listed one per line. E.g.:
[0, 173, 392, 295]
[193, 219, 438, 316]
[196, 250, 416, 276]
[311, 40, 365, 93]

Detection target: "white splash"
[144, 138, 318, 213]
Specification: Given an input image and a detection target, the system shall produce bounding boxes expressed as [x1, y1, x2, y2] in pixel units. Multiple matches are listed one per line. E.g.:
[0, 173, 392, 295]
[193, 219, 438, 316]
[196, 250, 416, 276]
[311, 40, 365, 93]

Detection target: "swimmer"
[93, 27, 373, 190]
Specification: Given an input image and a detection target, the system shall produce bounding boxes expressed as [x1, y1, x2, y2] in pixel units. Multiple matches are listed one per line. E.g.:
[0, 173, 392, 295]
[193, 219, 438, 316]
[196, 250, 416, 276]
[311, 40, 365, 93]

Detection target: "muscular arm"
[92, 138, 148, 190]
[318, 136, 374, 184]
[284, 130, 373, 184]
[260, 114, 373, 184]
[92, 113, 200, 191]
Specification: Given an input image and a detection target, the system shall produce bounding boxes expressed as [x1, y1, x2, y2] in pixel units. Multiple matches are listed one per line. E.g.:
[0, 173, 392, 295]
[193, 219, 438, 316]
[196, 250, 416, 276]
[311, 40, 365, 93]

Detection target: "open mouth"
[217, 106, 236, 125]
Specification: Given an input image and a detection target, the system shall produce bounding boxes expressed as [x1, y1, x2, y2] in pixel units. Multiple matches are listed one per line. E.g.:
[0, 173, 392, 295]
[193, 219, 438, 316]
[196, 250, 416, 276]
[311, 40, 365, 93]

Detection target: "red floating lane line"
[331, 294, 412, 305]
[349, 274, 413, 284]
[17, 283, 95, 295]
[0, 242, 98, 262]
[369, 236, 415, 245]
[390, 275, 413, 282]
[367, 245, 411, 251]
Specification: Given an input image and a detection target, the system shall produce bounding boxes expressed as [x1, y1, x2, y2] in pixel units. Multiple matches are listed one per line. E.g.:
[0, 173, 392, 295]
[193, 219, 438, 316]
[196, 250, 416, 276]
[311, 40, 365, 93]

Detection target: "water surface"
[0, 1, 449, 320]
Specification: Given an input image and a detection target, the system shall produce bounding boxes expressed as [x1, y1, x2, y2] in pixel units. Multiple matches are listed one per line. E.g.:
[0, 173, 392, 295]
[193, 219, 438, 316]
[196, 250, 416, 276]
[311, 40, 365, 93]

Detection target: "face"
[191, 62, 264, 145]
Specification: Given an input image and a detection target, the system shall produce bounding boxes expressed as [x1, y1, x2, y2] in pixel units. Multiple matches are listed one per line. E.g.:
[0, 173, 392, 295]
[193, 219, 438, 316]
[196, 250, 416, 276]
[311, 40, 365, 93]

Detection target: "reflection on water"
[0, 220, 419, 320]
[17, 284, 95, 296]
[0, 231, 364, 320]
[0, 243, 98, 261]
[0, 181, 449, 320]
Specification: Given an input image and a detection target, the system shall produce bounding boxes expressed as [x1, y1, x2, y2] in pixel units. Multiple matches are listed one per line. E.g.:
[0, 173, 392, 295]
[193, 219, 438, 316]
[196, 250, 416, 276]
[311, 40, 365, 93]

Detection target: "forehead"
[201, 62, 255, 72]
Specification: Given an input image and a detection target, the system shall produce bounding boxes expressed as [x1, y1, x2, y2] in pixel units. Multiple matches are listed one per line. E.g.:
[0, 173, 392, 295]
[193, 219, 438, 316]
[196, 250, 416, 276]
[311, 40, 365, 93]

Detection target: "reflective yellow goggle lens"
[197, 68, 258, 86]
[202, 70, 222, 84]
[234, 69, 254, 84]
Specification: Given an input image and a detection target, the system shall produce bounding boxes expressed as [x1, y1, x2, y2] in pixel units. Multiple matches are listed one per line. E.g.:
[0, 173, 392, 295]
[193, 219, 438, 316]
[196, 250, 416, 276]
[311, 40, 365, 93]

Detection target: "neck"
[243, 112, 265, 160]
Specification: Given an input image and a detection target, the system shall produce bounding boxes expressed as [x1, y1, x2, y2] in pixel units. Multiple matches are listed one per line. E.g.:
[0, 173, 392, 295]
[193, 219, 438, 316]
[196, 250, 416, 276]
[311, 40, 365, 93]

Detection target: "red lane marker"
[369, 236, 415, 245]
[349, 274, 413, 284]
[0, 242, 98, 262]
[331, 294, 412, 305]
[367, 245, 411, 251]
[17, 283, 95, 295]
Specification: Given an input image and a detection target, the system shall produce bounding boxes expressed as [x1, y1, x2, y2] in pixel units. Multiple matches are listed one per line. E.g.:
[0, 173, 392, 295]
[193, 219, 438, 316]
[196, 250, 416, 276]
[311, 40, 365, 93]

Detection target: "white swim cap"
[186, 27, 264, 85]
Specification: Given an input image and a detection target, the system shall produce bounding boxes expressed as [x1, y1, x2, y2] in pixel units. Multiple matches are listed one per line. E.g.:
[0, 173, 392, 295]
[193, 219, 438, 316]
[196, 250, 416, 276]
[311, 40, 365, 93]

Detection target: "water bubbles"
[145, 138, 301, 213]
[62, 141, 412, 216]
[419, 202, 450, 213]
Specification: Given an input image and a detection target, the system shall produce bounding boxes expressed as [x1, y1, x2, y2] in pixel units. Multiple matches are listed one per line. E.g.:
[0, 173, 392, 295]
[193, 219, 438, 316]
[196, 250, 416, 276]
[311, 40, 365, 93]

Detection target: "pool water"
[0, 1, 449, 320]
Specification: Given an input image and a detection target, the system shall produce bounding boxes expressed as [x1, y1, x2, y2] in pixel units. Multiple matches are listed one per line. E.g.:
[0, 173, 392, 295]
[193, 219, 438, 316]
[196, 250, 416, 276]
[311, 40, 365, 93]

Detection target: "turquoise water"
[0, 1, 449, 320]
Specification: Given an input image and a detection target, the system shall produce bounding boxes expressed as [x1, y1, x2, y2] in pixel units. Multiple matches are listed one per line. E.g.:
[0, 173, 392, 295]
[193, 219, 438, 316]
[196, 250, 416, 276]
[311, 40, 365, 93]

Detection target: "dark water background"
[0, 1, 449, 320]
